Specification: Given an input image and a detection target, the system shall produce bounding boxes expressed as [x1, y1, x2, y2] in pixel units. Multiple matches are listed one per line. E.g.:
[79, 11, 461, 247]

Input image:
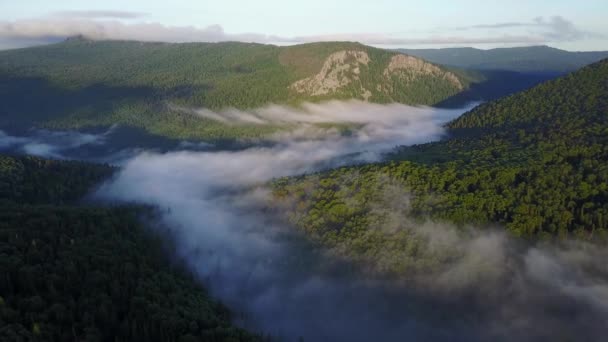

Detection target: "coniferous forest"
[0, 156, 260, 341]
[0, 18, 608, 341]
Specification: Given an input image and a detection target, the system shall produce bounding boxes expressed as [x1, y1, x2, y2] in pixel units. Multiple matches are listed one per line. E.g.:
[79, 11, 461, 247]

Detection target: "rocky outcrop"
[290, 50, 371, 97]
[383, 55, 463, 90]
[289, 50, 464, 102]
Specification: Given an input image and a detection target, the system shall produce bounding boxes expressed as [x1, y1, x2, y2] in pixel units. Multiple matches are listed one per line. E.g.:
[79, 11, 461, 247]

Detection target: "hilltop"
[0, 39, 469, 140]
[273, 58, 608, 274]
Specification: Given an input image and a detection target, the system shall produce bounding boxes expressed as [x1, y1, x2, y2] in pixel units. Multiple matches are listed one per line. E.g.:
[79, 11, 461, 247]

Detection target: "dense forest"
[271, 58, 608, 275]
[0, 155, 260, 341]
[2, 36, 607, 339]
[0, 39, 467, 140]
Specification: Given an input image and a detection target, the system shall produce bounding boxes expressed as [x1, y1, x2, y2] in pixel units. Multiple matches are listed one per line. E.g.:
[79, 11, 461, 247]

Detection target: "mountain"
[398, 45, 608, 108]
[0, 154, 260, 341]
[0, 39, 469, 140]
[273, 58, 608, 274]
[398, 45, 608, 73]
[433, 69, 563, 108]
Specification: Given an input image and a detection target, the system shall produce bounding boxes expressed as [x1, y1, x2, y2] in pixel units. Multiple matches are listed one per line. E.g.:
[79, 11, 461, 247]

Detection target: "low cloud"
[4, 101, 606, 340]
[462, 22, 531, 30]
[454, 16, 604, 42]
[171, 101, 473, 163]
[87, 101, 608, 341]
[0, 130, 28, 149]
[0, 13, 601, 50]
[0, 125, 220, 164]
[0, 128, 107, 159]
[172, 100, 464, 125]
[52, 10, 148, 20]
[94, 102, 478, 340]
[293, 33, 548, 45]
[0, 19, 283, 47]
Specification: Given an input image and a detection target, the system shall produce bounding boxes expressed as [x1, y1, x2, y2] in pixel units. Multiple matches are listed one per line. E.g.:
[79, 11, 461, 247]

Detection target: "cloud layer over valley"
[1, 101, 605, 340]
[72, 101, 608, 341]
[0, 128, 108, 159]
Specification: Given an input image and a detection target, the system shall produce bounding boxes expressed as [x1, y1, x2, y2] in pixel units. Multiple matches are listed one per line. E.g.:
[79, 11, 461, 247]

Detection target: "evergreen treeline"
[272, 59, 608, 275]
[0, 155, 260, 341]
[0, 156, 113, 205]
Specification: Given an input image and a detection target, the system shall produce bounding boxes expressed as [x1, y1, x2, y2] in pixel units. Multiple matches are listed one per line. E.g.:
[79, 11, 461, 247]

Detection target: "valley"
[1, 19, 607, 342]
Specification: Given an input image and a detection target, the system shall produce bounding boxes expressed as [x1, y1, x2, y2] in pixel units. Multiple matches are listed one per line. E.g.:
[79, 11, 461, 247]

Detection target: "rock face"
[383, 54, 463, 90]
[290, 50, 371, 96]
[290, 50, 464, 102]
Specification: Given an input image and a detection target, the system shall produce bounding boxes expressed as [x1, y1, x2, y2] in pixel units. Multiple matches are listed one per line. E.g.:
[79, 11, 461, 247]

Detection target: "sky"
[1, 0, 607, 51]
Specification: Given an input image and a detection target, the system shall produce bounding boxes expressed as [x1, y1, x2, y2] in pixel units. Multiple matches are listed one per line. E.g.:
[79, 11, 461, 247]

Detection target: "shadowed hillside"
[398, 45, 608, 73]
[0, 39, 470, 140]
[0, 154, 261, 341]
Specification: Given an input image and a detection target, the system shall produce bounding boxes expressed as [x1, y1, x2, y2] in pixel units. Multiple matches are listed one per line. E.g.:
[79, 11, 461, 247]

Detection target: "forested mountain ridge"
[271, 58, 608, 275]
[0, 154, 260, 341]
[0, 39, 468, 140]
[398, 45, 608, 73]
[448, 57, 608, 130]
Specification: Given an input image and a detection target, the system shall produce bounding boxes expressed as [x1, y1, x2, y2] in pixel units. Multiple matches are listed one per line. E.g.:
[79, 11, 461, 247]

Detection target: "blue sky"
[1, 0, 607, 50]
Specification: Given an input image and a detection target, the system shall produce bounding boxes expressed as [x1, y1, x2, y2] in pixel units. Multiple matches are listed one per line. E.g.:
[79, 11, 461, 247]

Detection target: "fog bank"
[86, 101, 608, 341]
[0, 125, 217, 164]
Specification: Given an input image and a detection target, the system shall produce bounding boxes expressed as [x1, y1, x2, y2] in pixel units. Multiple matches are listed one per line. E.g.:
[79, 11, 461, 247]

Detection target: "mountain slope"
[448, 57, 608, 129]
[272, 58, 608, 275]
[0, 39, 468, 140]
[0, 154, 260, 341]
[398, 45, 608, 73]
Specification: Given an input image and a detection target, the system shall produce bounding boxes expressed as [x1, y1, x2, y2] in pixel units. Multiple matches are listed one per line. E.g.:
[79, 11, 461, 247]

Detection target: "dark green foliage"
[0, 155, 113, 205]
[0, 206, 258, 342]
[448, 58, 608, 129]
[272, 59, 608, 274]
[435, 69, 562, 108]
[0, 155, 259, 341]
[0, 39, 466, 140]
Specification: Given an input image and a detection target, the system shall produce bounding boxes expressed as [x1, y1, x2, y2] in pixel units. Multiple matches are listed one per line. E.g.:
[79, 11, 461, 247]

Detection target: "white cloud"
[52, 10, 148, 20]
[0, 14, 602, 50]
[90, 100, 608, 341]
[454, 16, 604, 42]
[0, 128, 109, 159]
[4, 100, 607, 340]
[0, 19, 281, 44]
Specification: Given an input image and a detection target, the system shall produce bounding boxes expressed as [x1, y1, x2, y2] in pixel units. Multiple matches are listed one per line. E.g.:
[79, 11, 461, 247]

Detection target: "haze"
[1, 1, 608, 50]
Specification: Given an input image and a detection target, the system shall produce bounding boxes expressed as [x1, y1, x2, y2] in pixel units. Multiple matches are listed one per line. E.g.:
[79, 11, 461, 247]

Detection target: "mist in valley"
[3, 101, 607, 341]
